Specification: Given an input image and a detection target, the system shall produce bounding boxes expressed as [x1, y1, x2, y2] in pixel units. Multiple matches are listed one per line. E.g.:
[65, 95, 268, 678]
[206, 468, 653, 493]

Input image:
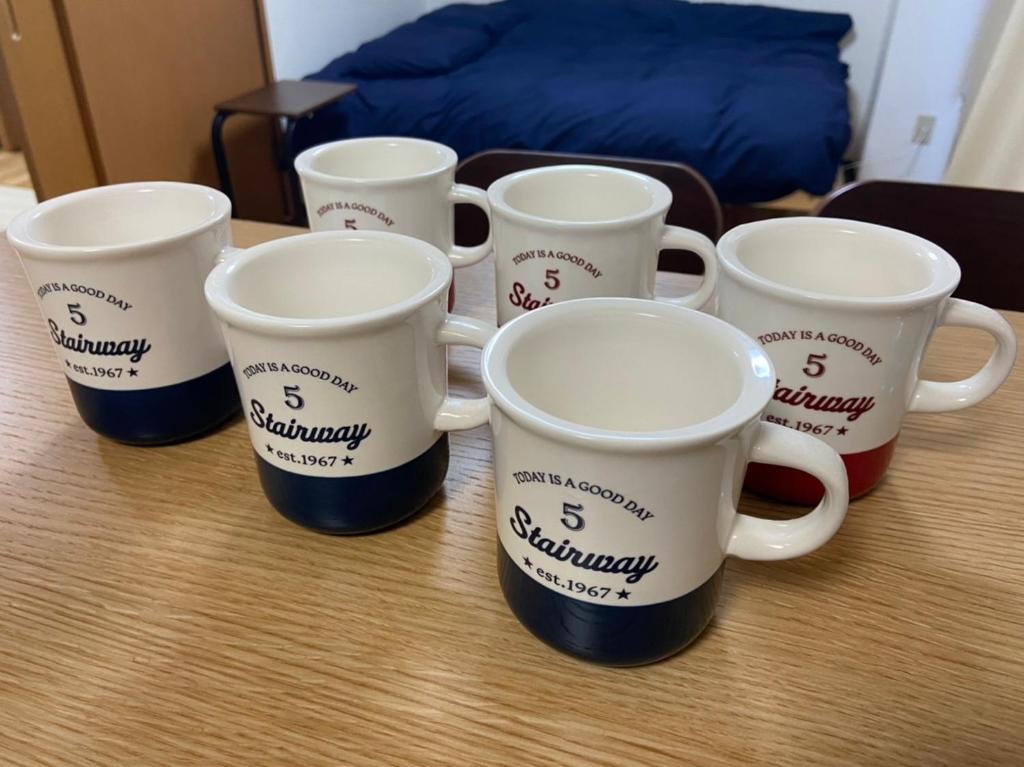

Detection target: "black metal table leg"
[280, 116, 307, 226]
[211, 110, 235, 212]
[212, 81, 356, 224]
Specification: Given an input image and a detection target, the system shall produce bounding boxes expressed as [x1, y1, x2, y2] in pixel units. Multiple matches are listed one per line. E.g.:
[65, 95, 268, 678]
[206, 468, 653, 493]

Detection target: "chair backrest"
[455, 149, 722, 274]
[815, 180, 1024, 311]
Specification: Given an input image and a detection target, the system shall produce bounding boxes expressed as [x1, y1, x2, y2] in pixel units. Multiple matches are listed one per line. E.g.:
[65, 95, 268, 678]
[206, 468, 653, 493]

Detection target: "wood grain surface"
[1, 220, 1022, 766]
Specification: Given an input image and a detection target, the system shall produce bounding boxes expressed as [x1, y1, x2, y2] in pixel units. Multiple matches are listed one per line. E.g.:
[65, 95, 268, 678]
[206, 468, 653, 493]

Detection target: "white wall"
[263, 0, 425, 80]
[858, 0, 989, 182]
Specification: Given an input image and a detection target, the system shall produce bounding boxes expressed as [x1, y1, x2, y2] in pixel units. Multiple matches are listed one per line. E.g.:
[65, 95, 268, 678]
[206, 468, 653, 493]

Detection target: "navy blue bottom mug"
[67, 362, 240, 445]
[205, 230, 496, 538]
[481, 299, 849, 666]
[255, 435, 450, 534]
[6, 180, 243, 447]
[498, 543, 724, 666]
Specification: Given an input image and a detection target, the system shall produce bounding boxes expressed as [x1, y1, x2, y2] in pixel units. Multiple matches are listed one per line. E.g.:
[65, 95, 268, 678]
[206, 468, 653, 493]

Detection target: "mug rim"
[294, 136, 458, 187]
[5, 181, 231, 261]
[204, 230, 452, 337]
[481, 297, 775, 452]
[717, 217, 962, 310]
[487, 164, 673, 229]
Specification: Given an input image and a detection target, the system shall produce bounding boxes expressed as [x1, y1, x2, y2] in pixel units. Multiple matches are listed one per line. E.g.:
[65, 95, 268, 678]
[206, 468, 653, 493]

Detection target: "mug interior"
[505, 311, 747, 432]
[228, 236, 440, 320]
[732, 223, 943, 298]
[501, 168, 659, 222]
[24, 185, 222, 248]
[308, 139, 453, 180]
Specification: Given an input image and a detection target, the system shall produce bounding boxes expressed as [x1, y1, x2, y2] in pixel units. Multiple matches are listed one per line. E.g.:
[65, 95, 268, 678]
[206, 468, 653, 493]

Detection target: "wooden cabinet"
[0, 30, 24, 150]
[0, 0, 286, 220]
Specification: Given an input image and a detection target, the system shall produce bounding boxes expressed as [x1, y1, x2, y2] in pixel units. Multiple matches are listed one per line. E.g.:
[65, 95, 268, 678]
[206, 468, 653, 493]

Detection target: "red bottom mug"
[715, 218, 1017, 505]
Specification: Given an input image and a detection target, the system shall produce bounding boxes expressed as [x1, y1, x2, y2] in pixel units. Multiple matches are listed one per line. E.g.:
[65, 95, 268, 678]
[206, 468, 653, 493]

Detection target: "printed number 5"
[67, 303, 86, 326]
[544, 269, 561, 290]
[802, 353, 828, 378]
[561, 502, 585, 531]
[283, 384, 304, 410]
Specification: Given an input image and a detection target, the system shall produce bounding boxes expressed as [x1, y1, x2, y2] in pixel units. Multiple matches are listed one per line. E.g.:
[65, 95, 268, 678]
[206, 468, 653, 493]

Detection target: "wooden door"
[0, 32, 24, 150]
[0, 0, 99, 199]
[59, 0, 286, 220]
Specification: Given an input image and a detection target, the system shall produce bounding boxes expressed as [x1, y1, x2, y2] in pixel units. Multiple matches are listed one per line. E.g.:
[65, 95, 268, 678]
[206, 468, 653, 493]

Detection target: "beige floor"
[0, 150, 37, 227]
[759, 190, 822, 213]
[0, 148, 31, 187]
[0, 150, 31, 189]
[0, 148, 30, 187]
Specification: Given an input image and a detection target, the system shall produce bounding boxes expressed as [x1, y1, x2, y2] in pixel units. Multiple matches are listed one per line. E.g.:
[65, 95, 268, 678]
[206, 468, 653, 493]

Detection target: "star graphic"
[523, 556, 533, 568]
[616, 589, 631, 600]
[128, 368, 139, 377]
[342, 456, 354, 465]
[265, 444, 274, 453]
[837, 426, 848, 436]
[64, 359, 71, 367]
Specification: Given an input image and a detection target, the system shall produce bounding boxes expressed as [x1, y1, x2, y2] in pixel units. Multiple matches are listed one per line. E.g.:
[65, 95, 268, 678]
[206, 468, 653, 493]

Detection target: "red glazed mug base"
[745, 434, 900, 505]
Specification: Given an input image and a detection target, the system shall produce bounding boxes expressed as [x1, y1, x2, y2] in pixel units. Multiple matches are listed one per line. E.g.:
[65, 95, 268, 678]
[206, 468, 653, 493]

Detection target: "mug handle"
[655, 225, 719, 310]
[433, 314, 495, 431]
[728, 423, 849, 560]
[447, 184, 492, 268]
[909, 298, 1017, 412]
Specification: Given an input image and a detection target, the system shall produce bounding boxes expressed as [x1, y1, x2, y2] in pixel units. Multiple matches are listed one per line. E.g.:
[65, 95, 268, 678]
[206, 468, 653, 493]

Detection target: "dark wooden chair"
[815, 180, 1024, 311]
[454, 149, 722, 274]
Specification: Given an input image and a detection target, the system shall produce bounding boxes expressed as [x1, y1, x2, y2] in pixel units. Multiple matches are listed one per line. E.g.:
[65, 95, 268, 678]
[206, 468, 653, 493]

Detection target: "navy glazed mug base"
[498, 544, 725, 666]
[66, 362, 240, 445]
[255, 434, 450, 534]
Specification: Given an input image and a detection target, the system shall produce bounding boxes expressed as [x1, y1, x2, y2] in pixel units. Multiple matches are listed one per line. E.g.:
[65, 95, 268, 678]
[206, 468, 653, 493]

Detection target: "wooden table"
[2, 220, 1022, 766]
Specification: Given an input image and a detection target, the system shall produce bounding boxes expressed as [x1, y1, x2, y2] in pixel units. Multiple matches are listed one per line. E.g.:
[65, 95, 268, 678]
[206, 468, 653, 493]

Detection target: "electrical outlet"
[912, 115, 936, 146]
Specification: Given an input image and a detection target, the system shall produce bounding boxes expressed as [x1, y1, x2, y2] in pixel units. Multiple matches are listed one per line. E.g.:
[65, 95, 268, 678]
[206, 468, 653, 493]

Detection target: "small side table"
[212, 80, 358, 225]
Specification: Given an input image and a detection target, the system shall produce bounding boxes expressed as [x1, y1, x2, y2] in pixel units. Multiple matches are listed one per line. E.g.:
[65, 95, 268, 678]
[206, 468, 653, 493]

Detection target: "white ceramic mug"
[295, 136, 492, 268]
[487, 165, 719, 325]
[205, 230, 494, 534]
[6, 182, 240, 444]
[716, 217, 1017, 504]
[478, 298, 849, 665]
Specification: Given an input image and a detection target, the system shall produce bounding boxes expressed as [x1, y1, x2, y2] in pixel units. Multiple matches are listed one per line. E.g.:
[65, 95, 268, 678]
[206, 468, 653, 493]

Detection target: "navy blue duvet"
[299, 0, 852, 203]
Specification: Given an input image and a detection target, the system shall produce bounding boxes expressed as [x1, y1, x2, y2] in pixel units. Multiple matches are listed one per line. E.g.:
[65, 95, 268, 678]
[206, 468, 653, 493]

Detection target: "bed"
[296, 0, 852, 204]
